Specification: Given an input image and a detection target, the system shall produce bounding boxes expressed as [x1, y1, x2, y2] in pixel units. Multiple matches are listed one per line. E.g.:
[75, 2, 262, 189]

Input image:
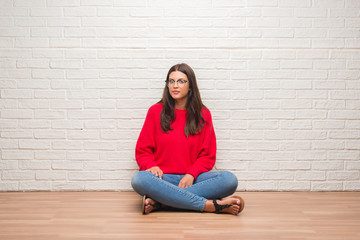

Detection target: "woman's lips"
[172, 91, 180, 94]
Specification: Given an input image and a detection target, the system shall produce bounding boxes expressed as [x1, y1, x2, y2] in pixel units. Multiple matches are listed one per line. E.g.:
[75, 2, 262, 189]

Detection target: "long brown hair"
[159, 63, 206, 138]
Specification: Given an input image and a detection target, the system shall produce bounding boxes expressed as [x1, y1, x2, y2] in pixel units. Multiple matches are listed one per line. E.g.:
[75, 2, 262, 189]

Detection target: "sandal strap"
[149, 202, 162, 209]
[213, 199, 233, 214]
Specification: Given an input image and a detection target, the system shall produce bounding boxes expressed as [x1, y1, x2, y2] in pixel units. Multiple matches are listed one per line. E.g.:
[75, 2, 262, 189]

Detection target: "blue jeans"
[131, 171, 238, 212]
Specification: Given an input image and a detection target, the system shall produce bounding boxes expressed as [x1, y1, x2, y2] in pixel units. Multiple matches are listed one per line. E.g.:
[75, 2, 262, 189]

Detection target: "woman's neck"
[175, 101, 186, 110]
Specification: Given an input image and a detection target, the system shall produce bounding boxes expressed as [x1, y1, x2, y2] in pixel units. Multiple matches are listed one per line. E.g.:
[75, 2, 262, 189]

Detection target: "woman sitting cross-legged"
[131, 63, 245, 215]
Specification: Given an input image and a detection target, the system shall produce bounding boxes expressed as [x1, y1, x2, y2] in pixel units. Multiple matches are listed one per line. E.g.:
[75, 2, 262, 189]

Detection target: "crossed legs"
[131, 171, 244, 215]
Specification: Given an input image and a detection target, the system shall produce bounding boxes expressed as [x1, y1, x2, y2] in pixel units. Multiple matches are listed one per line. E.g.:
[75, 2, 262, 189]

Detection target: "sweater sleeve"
[135, 106, 158, 171]
[187, 109, 216, 179]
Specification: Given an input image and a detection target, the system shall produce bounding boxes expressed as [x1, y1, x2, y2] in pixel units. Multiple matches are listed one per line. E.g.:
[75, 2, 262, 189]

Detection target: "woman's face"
[168, 71, 190, 106]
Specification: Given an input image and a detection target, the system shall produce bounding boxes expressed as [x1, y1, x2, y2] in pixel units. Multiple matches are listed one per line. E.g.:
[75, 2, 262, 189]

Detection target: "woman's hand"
[178, 174, 194, 189]
[146, 166, 163, 179]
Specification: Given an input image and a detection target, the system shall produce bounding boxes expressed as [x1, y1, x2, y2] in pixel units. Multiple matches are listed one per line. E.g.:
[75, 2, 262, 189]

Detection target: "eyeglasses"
[167, 79, 188, 87]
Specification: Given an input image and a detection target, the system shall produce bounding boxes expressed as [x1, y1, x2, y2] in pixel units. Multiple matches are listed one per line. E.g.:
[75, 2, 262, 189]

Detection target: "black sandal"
[213, 199, 233, 214]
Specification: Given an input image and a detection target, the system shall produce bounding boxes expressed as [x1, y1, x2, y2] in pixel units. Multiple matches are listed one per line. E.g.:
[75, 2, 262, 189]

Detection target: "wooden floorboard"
[0, 191, 359, 240]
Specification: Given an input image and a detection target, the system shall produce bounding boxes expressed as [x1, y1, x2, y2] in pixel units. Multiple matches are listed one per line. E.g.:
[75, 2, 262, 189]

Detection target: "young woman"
[131, 63, 245, 215]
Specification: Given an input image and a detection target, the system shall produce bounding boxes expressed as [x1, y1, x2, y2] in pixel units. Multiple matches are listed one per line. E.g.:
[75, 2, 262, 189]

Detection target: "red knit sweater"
[135, 103, 216, 179]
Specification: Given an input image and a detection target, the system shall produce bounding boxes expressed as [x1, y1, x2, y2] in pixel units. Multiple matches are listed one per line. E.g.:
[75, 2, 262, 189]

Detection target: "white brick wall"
[1, 0, 359, 191]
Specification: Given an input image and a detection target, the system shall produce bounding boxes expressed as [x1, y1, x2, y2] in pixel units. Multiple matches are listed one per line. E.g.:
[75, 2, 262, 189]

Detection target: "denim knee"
[221, 171, 238, 193]
[131, 171, 151, 195]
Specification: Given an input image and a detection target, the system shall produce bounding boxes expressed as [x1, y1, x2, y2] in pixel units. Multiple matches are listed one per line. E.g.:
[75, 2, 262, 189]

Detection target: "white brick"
[36, 171, 66, 180]
[281, 100, 312, 109]
[18, 100, 49, 109]
[328, 151, 359, 160]
[247, 18, 279, 27]
[264, 90, 295, 99]
[1, 89, 33, 98]
[297, 90, 328, 99]
[296, 171, 326, 181]
[101, 171, 135, 180]
[2, 171, 35, 180]
[295, 8, 327, 17]
[296, 110, 327, 119]
[231, 130, 263, 140]
[328, 171, 359, 181]
[312, 161, 344, 170]
[344, 182, 360, 191]
[249, 162, 279, 171]
[53, 182, 84, 191]
[35, 151, 66, 160]
[264, 130, 294, 140]
[280, 142, 311, 151]
[330, 9, 359, 17]
[52, 141, 83, 150]
[314, 100, 345, 110]
[346, 120, 360, 129]
[0, 160, 18, 170]
[329, 110, 360, 120]
[1, 130, 32, 139]
[34, 110, 65, 119]
[50, 100, 83, 109]
[263, 171, 294, 180]
[280, 162, 311, 170]
[19, 140, 51, 150]
[0, 183, 19, 191]
[2, 150, 33, 160]
[1, 109, 33, 119]
[346, 161, 360, 170]
[312, 182, 343, 191]
[312, 140, 345, 150]
[84, 181, 121, 190]
[281, 80, 311, 89]
[246, 181, 278, 191]
[30, 8, 62, 17]
[313, 39, 345, 49]
[51, 120, 83, 129]
[68, 171, 100, 181]
[279, 181, 311, 191]
[34, 130, 66, 139]
[19, 160, 51, 170]
[67, 130, 99, 140]
[346, 140, 360, 150]
[1, 138, 19, 149]
[314, 81, 345, 89]
[313, 120, 345, 129]
[314, 19, 344, 28]
[19, 181, 51, 191]
[50, 39, 81, 47]
[67, 151, 99, 160]
[313, 0, 344, 7]
[263, 8, 294, 17]
[17, 79, 50, 89]
[248, 142, 279, 151]
[264, 152, 295, 161]
[84, 141, 117, 150]
[52, 161, 82, 170]
[67, 110, 100, 119]
[296, 151, 327, 160]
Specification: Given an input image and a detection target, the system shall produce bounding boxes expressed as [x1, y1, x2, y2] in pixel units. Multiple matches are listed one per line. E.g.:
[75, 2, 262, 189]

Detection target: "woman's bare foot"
[203, 197, 244, 215]
[144, 198, 161, 214]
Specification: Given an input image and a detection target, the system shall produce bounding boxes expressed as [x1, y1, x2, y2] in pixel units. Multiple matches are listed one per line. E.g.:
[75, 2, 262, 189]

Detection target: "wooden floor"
[0, 192, 359, 240]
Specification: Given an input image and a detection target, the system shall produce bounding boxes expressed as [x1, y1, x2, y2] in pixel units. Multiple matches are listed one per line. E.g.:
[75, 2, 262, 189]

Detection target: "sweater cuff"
[187, 169, 200, 180]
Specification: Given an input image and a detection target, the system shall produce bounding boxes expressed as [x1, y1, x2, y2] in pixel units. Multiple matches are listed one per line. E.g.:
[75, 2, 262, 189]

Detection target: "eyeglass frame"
[166, 79, 189, 87]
